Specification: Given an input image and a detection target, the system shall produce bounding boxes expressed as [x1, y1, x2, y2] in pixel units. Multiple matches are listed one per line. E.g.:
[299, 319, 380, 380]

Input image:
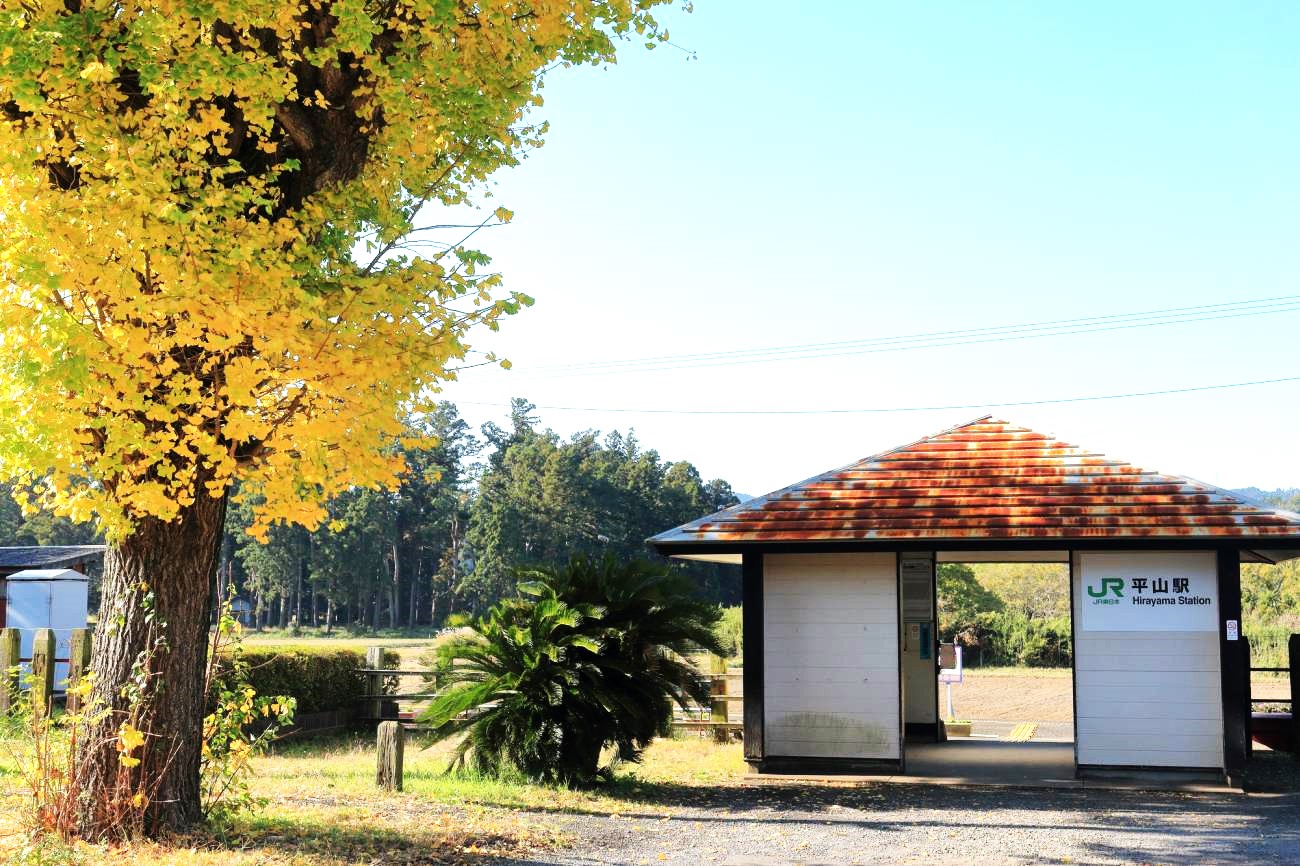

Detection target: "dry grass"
[0, 731, 747, 865]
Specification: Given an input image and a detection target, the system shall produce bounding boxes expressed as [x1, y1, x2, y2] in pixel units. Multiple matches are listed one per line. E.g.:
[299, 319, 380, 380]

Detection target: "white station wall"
[1073, 551, 1223, 769]
[764, 553, 899, 760]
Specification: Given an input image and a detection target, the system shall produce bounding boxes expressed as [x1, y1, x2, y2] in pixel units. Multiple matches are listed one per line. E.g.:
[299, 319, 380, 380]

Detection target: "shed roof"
[649, 417, 1300, 555]
[0, 545, 104, 573]
[6, 568, 89, 582]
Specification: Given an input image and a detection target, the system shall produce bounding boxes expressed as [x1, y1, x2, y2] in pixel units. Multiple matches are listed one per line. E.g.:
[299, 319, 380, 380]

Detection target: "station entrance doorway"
[900, 551, 1076, 784]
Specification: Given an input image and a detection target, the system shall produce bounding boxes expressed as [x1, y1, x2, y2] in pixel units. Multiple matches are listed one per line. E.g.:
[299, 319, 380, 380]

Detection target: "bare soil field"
[1251, 675, 1292, 703]
[948, 669, 1073, 722]
[949, 668, 1294, 726]
[948, 668, 1294, 722]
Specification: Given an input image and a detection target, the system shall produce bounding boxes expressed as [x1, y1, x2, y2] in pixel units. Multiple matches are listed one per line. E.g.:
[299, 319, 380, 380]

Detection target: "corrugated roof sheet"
[0, 545, 104, 570]
[650, 417, 1300, 546]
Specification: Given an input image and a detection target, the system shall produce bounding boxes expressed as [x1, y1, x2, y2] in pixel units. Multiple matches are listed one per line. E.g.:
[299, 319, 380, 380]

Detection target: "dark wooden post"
[31, 628, 55, 717]
[1243, 637, 1252, 752]
[1217, 550, 1248, 783]
[67, 628, 91, 713]
[0, 628, 18, 714]
[366, 645, 384, 720]
[376, 720, 404, 791]
[1290, 634, 1299, 764]
[741, 551, 764, 767]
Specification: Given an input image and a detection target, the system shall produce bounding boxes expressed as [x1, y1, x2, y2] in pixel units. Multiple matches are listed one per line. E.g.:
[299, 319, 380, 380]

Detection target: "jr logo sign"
[1079, 554, 1218, 632]
[1087, 577, 1124, 602]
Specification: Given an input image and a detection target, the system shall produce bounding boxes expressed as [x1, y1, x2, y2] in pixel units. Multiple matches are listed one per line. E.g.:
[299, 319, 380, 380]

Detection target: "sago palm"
[423, 556, 724, 785]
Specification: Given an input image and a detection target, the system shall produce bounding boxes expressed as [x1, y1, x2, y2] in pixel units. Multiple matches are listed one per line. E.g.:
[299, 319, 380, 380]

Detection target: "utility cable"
[453, 373, 1300, 416]
[528, 294, 1300, 371]
[461, 295, 1300, 380]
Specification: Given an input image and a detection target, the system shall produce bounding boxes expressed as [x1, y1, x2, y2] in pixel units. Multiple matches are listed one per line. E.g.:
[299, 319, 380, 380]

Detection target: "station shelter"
[650, 418, 1300, 785]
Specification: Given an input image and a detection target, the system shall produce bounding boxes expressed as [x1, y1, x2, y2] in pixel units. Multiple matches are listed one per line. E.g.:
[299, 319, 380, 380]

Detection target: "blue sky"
[434, 1, 1300, 497]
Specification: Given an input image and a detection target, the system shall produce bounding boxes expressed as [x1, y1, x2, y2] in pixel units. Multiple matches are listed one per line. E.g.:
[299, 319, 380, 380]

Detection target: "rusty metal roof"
[649, 417, 1300, 547]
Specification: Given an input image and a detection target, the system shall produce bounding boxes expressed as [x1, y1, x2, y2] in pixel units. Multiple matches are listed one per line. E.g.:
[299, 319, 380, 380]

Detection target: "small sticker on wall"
[1226, 619, 1239, 641]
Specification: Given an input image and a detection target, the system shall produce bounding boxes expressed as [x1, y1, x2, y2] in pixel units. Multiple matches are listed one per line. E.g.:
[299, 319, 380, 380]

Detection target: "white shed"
[5, 568, 89, 691]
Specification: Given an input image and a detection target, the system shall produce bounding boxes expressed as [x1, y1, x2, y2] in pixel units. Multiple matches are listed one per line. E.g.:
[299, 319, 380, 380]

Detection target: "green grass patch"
[259, 730, 747, 814]
[0, 729, 748, 864]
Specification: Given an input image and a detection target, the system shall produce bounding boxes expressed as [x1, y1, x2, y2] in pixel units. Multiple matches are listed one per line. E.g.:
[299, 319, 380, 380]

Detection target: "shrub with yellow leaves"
[6, 636, 164, 842]
[201, 599, 295, 821]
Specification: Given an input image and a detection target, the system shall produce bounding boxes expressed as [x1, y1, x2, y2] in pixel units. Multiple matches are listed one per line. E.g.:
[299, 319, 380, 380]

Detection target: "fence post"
[366, 645, 384, 720]
[376, 720, 404, 791]
[710, 674, 729, 743]
[67, 628, 92, 713]
[31, 628, 55, 717]
[1290, 634, 1298, 763]
[0, 628, 18, 714]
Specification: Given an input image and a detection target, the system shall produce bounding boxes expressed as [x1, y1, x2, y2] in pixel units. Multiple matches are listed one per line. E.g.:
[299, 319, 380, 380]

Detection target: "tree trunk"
[77, 489, 228, 837]
[213, 557, 225, 615]
[408, 548, 421, 627]
[295, 532, 306, 625]
[388, 543, 399, 629]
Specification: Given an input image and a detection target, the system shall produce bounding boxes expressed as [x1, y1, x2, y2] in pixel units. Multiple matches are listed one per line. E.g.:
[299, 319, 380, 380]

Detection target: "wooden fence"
[0, 626, 92, 716]
[356, 647, 743, 739]
[360, 649, 743, 791]
[1249, 634, 1299, 760]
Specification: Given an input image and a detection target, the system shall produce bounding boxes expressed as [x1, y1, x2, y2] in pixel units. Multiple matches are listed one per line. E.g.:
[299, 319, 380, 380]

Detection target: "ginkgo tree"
[0, 0, 670, 836]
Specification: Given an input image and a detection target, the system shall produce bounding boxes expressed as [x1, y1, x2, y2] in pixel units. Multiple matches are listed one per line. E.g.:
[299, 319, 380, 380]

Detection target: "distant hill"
[1232, 487, 1300, 511]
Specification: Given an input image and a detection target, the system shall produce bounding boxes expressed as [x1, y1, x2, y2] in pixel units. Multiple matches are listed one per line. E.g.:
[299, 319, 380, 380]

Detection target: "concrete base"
[744, 740, 1238, 793]
[908, 740, 1077, 786]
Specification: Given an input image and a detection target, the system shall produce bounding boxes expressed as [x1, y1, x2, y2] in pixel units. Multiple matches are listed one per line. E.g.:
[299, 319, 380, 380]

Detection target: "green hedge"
[944, 611, 1073, 668]
[714, 606, 743, 661]
[211, 644, 398, 715]
[1246, 624, 1295, 670]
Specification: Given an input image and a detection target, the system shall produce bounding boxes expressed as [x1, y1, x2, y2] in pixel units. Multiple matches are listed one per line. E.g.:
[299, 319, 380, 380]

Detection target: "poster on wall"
[1078, 553, 1218, 632]
[900, 555, 933, 621]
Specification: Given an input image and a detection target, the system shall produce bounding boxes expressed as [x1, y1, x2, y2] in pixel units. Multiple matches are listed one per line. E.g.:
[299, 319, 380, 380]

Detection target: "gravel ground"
[488, 783, 1300, 866]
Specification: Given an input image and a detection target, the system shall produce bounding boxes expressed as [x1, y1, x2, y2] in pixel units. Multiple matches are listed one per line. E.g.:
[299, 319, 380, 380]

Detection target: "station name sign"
[1079, 555, 1218, 632]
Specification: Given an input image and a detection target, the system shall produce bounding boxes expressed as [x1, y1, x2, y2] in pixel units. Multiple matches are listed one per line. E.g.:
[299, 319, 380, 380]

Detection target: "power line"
[530, 294, 1300, 371]
[454, 373, 1300, 416]
[460, 295, 1300, 379]
[529, 305, 1300, 379]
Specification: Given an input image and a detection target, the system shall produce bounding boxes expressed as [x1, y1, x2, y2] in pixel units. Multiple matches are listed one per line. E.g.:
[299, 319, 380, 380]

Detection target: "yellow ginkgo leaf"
[118, 722, 146, 754]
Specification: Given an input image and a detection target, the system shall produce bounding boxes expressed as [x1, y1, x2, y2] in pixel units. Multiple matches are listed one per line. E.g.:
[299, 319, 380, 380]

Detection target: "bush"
[1246, 624, 1295, 670]
[210, 644, 397, 715]
[954, 611, 1072, 668]
[715, 605, 743, 660]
